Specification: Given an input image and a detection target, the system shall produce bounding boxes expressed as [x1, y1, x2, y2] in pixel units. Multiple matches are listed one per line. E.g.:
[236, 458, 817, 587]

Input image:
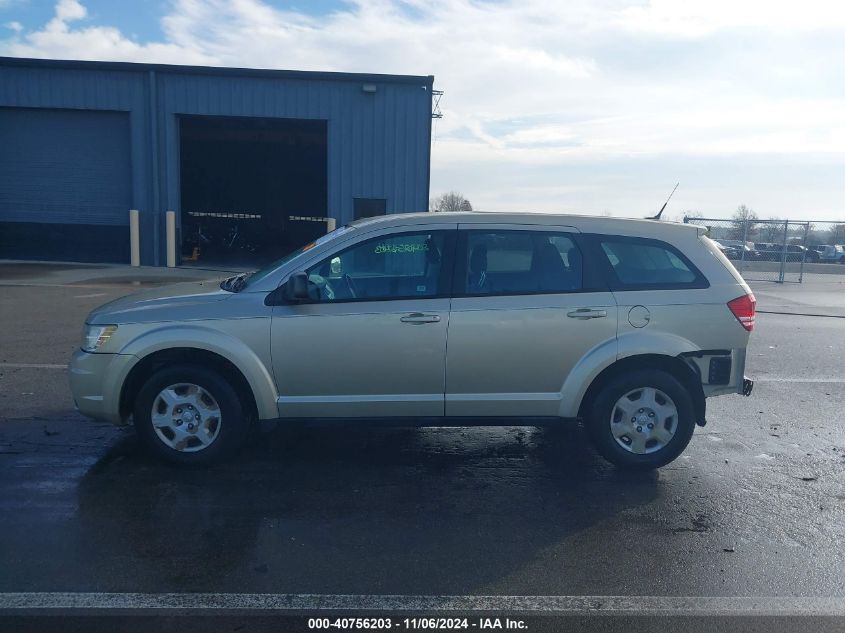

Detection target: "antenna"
[648, 182, 679, 220]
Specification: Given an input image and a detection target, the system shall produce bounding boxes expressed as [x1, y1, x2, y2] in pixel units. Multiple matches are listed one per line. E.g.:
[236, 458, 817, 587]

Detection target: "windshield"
[237, 225, 353, 290]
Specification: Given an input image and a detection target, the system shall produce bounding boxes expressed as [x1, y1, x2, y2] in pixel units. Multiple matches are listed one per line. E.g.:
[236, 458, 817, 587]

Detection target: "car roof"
[349, 211, 702, 237]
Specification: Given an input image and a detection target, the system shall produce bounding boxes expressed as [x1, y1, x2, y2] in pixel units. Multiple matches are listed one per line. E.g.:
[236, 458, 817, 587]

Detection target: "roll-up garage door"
[0, 107, 131, 263]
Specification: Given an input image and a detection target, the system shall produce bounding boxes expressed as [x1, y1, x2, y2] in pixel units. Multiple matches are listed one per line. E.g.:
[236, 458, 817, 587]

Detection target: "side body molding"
[117, 323, 279, 421]
[616, 329, 701, 361]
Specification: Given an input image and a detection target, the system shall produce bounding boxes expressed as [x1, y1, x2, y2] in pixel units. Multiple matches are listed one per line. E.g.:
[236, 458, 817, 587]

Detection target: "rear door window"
[459, 230, 583, 295]
[596, 236, 708, 289]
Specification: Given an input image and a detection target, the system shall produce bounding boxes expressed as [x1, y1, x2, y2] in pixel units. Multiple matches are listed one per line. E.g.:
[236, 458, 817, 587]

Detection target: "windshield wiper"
[219, 272, 251, 292]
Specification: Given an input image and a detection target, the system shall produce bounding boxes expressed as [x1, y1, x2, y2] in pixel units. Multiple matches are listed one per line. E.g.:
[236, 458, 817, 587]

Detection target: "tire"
[133, 364, 247, 465]
[585, 369, 696, 470]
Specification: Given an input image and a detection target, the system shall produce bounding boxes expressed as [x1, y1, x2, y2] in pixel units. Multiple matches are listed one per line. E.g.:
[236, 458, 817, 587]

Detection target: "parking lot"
[0, 262, 844, 628]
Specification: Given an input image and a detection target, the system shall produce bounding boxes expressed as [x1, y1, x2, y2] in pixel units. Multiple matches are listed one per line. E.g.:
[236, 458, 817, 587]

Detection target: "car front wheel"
[134, 364, 247, 465]
[585, 369, 696, 470]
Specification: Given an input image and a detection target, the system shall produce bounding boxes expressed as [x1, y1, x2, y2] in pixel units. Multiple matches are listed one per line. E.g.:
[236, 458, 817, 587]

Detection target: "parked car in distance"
[69, 213, 755, 470]
[790, 244, 819, 262]
[714, 241, 742, 260]
[716, 239, 759, 260]
[818, 244, 845, 263]
[756, 243, 819, 262]
[753, 242, 778, 261]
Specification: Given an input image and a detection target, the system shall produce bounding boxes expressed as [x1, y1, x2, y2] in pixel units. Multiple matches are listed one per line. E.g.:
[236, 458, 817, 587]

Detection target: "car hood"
[87, 281, 234, 324]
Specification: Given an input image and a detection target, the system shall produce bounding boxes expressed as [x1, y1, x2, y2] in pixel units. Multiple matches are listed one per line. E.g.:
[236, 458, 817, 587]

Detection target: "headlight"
[82, 325, 118, 352]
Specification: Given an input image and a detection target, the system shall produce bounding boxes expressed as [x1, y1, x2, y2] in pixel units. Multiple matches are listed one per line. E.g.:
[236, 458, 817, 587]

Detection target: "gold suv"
[70, 213, 755, 469]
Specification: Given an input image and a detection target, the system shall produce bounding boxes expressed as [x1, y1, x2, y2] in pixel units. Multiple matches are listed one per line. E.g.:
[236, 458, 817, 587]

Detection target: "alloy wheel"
[610, 387, 678, 454]
[151, 382, 222, 452]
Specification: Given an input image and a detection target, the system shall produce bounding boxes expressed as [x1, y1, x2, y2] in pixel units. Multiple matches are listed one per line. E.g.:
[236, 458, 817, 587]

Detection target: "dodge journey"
[69, 212, 755, 469]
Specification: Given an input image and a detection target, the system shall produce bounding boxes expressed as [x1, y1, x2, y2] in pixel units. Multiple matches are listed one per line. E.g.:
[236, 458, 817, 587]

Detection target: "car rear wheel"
[585, 369, 696, 470]
[134, 364, 247, 465]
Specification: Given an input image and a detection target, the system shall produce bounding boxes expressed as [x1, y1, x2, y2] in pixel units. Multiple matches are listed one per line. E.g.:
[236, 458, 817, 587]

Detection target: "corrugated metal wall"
[0, 58, 433, 265]
[0, 108, 131, 225]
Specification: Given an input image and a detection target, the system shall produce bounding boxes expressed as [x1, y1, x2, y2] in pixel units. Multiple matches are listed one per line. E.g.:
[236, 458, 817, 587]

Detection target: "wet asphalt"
[0, 269, 844, 629]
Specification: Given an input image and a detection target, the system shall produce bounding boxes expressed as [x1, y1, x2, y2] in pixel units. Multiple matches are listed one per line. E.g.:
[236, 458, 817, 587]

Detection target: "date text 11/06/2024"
[307, 617, 528, 630]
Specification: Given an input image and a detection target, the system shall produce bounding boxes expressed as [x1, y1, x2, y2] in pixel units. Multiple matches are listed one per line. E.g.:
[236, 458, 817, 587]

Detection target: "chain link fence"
[683, 217, 845, 283]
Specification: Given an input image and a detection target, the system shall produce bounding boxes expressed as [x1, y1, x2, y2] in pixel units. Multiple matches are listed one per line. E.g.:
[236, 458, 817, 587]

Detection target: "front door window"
[305, 231, 449, 302]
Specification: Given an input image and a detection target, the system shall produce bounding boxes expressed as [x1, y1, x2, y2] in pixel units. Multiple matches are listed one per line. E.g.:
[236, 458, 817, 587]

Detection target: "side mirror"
[287, 271, 310, 300]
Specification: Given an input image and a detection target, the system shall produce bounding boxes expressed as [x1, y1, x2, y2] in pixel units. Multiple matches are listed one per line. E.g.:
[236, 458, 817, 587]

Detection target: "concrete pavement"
[0, 260, 843, 630]
[750, 275, 845, 318]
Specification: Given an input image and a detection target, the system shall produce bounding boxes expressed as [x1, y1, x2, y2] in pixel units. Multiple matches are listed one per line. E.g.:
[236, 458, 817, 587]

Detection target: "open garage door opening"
[179, 115, 328, 267]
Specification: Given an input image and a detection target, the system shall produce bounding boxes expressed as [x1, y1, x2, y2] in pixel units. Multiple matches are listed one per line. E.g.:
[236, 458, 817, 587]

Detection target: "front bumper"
[68, 350, 136, 424]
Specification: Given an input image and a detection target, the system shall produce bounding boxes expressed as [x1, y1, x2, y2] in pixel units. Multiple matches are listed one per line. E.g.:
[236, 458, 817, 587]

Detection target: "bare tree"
[679, 211, 715, 236]
[828, 223, 845, 244]
[760, 218, 786, 242]
[430, 191, 472, 213]
[730, 204, 758, 240]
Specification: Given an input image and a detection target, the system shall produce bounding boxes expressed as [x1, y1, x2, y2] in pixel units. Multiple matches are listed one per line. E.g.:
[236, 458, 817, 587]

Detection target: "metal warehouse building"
[0, 57, 434, 266]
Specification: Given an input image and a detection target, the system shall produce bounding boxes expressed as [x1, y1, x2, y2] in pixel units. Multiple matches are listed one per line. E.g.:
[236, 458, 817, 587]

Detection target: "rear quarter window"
[594, 235, 709, 290]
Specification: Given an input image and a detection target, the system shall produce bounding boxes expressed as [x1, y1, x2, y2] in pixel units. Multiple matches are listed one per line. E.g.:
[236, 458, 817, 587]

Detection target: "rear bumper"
[685, 347, 750, 397]
[68, 350, 135, 424]
[742, 377, 754, 396]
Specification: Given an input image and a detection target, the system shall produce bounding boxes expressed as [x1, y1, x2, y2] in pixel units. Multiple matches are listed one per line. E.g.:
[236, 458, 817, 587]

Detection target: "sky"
[2, 0, 845, 221]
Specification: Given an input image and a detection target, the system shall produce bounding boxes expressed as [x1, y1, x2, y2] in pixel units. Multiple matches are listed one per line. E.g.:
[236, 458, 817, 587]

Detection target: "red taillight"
[727, 293, 756, 331]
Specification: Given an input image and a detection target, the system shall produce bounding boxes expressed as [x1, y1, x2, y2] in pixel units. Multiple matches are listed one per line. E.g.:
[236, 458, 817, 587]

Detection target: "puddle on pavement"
[67, 277, 212, 286]
[0, 263, 106, 279]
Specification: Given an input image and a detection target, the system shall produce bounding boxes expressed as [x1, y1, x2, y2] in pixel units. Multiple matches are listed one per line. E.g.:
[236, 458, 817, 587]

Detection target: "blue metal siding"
[0, 65, 144, 111]
[0, 58, 433, 264]
[0, 107, 131, 225]
[156, 72, 431, 224]
[0, 64, 155, 259]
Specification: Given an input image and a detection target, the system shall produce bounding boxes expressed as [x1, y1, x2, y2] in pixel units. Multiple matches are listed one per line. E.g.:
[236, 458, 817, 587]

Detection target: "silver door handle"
[400, 313, 441, 324]
[567, 308, 607, 320]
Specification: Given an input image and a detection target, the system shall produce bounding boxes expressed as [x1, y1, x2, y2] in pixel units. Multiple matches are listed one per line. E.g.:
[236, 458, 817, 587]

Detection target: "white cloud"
[3, 0, 213, 64]
[2, 0, 845, 218]
[54, 0, 86, 24]
[4, 21, 23, 32]
[619, 0, 845, 36]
